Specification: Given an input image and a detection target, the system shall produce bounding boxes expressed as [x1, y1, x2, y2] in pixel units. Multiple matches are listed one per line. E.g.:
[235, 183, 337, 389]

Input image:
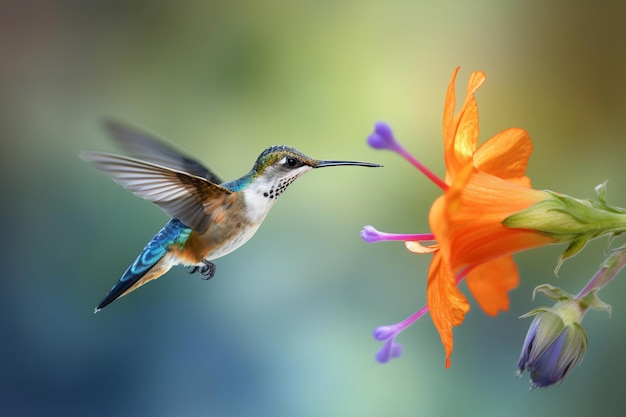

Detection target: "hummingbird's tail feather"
[94, 256, 174, 313]
[94, 219, 191, 312]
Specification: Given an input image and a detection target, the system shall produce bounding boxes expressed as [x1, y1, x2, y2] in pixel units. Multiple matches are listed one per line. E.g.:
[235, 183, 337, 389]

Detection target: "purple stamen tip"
[373, 325, 397, 341]
[390, 343, 403, 359]
[375, 338, 404, 364]
[368, 122, 400, 151]
[361, 225, 384, 243]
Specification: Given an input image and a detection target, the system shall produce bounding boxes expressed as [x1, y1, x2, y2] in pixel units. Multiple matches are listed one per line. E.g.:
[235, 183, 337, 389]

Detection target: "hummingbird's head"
[251, 146, 319, 200]
[251, 145, 382, 200]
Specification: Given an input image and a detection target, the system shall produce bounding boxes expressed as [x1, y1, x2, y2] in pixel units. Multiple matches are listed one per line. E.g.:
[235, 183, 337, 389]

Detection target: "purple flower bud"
[517, 302, 588, 389]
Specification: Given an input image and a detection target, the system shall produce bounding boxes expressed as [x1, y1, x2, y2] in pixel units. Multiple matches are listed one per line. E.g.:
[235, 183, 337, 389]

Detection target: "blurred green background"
[3, 1, 626, 416]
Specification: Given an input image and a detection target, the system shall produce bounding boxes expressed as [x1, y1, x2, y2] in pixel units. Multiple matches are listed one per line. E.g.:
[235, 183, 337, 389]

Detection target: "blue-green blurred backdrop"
[3, 1, 626, 416]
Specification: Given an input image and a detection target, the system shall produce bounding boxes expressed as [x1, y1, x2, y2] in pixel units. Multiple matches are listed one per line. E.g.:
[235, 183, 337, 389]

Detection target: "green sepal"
[532, 284, 575, 302]
[519, 306, 549, 319]
[595, 181, 609, 205]
[579, 289, 612, 317]
[504, 184, 626, 270]
[504, 190, 626, 240]
[555, 237, 590, 275]
[594, 181, 626, 214]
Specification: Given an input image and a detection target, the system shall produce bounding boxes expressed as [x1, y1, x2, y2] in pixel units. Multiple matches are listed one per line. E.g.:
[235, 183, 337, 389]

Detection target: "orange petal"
[437, 170, 556, 269]
[465, 256, 519, 316]
[450, 96, 479, 173]
[452, 71, 486, 132]
[443, 70, 486, 181]
[429, 195, 450, 263]
[429, 163, 473, 267]
[473, 127, 533, 184]
[442, 67, 460, 161]
[466, 71, 487, 99]
[427, 253, 471, 368]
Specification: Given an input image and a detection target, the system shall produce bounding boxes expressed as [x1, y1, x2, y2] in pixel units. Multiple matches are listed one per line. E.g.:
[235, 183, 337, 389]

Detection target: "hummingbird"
[81, 121, 381, 312]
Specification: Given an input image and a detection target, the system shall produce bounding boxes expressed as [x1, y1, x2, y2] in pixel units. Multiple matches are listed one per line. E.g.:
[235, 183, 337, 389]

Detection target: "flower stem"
[575, 245, 626, 299]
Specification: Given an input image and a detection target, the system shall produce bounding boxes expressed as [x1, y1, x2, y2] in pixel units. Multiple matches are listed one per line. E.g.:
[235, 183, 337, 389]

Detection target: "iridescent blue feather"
[95, 219, 191, 311]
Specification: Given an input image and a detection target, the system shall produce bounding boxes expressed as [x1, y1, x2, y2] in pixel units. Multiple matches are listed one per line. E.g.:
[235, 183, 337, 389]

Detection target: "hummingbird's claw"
[187, 260, 216, 280]
[199, 260, 216, 280]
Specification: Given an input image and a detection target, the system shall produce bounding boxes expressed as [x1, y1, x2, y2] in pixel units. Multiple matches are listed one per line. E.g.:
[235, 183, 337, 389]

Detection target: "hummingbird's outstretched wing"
[80, 152, 235, 234]
[102, 120, 223, 184]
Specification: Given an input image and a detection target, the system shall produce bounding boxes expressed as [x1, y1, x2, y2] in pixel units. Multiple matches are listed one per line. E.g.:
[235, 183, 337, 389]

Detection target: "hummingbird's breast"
[246, 177, 282, 214]
[183, 187, 276, 263]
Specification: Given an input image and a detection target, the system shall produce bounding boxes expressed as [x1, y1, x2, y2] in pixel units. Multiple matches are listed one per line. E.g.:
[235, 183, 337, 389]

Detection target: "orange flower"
[364, 68, 559, 367]
[422, 68, 559, 367]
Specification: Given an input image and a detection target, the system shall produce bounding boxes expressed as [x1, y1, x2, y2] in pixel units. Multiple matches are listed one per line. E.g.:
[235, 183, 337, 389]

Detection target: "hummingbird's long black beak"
[314, 160, 383, 168]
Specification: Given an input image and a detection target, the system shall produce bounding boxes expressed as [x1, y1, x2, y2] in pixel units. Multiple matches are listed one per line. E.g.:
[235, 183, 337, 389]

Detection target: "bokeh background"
[3, 1, 626, 416]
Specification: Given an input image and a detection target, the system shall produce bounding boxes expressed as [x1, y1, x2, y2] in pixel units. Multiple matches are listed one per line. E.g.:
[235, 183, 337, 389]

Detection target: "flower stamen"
[360, 225, 435, 243]
[368, 122, 448, 191]
[373, 267, 473, 364]
[373, 305, 429, 363]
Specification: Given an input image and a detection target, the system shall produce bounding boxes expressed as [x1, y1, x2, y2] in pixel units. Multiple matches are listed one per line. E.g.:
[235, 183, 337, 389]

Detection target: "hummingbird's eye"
[286, 157, 298, 167]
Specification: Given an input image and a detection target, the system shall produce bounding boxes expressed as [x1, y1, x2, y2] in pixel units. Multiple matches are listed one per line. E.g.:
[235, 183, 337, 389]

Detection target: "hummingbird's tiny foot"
[199, 260, 216, 280]
[187, 261, 216, 279]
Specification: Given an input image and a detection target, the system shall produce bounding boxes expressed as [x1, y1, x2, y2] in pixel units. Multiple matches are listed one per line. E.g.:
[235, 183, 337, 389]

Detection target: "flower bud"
[517, 300, 588, 389]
